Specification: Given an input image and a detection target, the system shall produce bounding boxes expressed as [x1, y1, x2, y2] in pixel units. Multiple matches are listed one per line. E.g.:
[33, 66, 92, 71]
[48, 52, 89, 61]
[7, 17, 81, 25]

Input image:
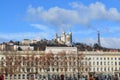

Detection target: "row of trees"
[2, 40, 120, 51]
[0, 51, 91, 80]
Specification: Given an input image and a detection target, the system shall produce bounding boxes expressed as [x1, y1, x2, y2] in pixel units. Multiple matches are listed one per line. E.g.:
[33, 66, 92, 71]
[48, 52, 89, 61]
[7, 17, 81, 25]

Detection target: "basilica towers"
[55, 32, 72, 46]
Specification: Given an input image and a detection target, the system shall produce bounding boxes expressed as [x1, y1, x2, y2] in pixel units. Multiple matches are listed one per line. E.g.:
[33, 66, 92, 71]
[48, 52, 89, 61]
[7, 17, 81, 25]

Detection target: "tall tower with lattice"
[98, 31, 101, 46]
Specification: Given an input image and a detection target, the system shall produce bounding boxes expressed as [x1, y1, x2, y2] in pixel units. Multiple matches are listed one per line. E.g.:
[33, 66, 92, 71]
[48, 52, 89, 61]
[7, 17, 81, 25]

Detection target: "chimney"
[98, 31, 101, 46]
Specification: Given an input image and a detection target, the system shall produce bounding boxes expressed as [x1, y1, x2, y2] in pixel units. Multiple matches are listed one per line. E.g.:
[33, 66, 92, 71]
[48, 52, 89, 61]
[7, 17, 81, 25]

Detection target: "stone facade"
[0, 47, 120, 80]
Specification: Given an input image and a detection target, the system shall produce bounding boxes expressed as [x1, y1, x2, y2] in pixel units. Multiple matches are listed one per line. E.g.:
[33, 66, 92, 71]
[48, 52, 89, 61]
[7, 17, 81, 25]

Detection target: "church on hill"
[55, 32, 72, 46]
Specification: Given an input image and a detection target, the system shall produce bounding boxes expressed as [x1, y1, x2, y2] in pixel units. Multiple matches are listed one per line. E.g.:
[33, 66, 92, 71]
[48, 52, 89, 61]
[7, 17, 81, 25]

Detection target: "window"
[1, 61, 4, 66]
[43, 75, 46, 79]
[104, 62, 106, 65]
[56, 62, 58, 65]
[61, 68, 63, 71]
[22, 74, 25, 79]
[97, 62, 99, 65]
[93, 68, 95, 71]
[119, 58, 120, 60]
[14, 75, 16, 79]
[97, 58, 99, 60]
[111, 58, 113, 60]
[85, 68, 88, 71]
[85, 62, 87, 65]
[10, 75, 12, 79]
[104, 68, 106, 71]
[111, 62, 113, 65]
[89, 68, 91, 71]
[74, 68, 76, 71]
[97, 68, 99, 71]
[115, 62, 117, 65]
[69, 68, 71, 71]
[1, 57, 4, 60]
[111, 68, 113, 71]
[69, 62, 71, 65]
[89, 62, 91, 65]
[52, 68, 54, 71]
[47, 68, 50, 71]
[31, 68, 34, 72]
[23, 62, 25, 65]
[27, 74, 29, 79]
[89, 58, 91, 60]
[108, 68, 109, 71]
[39, 68, 41, 71]
[5, 74, 8, 79]
[22, 68, 25, 72]
[74, 62, 76, 65]
[27, 68, 30, 73]
[39, 75, 41, 79]
[104, 58, 106, 60]
[18, 74, 21, 79]
[57, 68, 59, 72]
[35, 74, 37, 79]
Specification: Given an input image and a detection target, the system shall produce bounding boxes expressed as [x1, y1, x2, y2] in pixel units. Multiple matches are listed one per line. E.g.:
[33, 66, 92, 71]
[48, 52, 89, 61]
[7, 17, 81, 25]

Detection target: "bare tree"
[1, 51, 89, 80]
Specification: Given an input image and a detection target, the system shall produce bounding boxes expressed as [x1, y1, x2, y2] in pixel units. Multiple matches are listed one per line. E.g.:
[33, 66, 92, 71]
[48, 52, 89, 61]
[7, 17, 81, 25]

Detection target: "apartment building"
[0, 47, 120, 80]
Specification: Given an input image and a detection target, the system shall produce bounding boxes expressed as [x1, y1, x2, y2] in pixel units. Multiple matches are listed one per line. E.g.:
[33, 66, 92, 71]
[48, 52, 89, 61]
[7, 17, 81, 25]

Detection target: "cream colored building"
[31, 39, 38, 44]
[14, 45, 34, 51]
[46, 47, 120, 76]
[21, 39, 31, 45]
[0, 47, 120, 80]
[82, 51, 120, 76]
[45, 47, 77, 54]
[0, 44, 5, 51]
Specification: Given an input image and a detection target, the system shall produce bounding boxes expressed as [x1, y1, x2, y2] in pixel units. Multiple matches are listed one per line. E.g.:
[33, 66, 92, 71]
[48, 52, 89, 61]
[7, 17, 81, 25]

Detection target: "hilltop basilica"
[55, 32, 72, 46]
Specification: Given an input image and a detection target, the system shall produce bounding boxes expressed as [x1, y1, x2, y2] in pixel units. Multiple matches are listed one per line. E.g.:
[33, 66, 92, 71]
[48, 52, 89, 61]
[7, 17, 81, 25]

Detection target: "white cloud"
[71, 2, 120, 21]
[0, 38, 9, 43]
[0, 31, 54, 41]
[26, 6, 81, 27]
[0, 24, 55, 42]
[104, 26, 120, 33]
[30, 24, 50, 31]
[79, 38, 120, 49]
[26, 2, 120, 28]
[74, 30, 95, 35]
[101, 38, 120, 49]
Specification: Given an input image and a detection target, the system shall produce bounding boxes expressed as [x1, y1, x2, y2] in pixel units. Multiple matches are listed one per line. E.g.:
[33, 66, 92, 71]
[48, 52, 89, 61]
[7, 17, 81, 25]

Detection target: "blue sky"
[0, 0, 120, 48]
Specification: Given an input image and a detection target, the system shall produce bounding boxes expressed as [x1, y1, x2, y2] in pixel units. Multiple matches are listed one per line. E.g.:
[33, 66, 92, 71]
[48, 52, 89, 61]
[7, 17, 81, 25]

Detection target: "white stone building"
[45, 47, 77, 54]
[82, 51, 120, 76]
[21, 39, 31, 45]
[14, 45, 34, 51]
[55, 32, 72, 46]
[0, 47, 120, 80]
